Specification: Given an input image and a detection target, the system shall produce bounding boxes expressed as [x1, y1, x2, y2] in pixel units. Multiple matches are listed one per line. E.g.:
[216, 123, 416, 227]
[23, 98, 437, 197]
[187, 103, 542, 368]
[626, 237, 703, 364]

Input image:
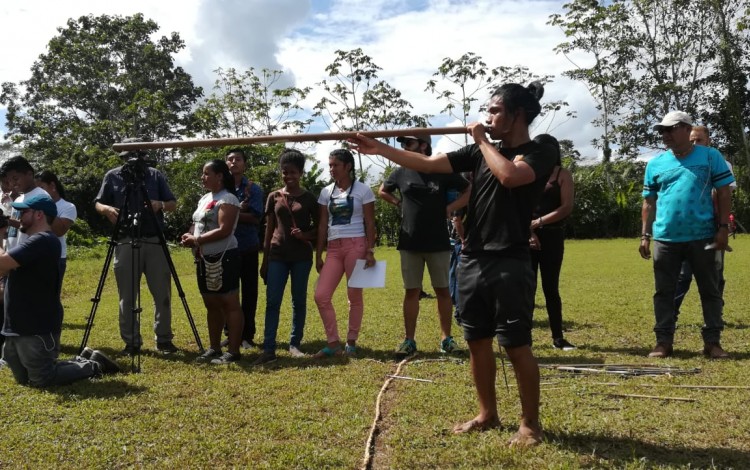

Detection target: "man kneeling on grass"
[0, 194, 119, 386]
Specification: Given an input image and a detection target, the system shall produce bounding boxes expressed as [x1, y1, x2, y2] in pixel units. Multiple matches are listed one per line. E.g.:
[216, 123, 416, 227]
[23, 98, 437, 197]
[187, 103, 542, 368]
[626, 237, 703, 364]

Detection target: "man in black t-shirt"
[1, 194, 119, 387]
[350, 82, 552, 447]
[379, 134, 470, 358]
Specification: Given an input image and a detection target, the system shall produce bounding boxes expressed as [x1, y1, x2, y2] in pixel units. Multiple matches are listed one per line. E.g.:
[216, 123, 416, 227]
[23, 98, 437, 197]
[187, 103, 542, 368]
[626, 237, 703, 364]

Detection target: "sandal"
[314, 345, 343, 359]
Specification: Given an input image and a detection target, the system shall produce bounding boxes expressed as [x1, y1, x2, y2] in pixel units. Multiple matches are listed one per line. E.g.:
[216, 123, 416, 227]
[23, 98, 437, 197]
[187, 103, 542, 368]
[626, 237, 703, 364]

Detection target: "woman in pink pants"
[314, 149, 377, 358]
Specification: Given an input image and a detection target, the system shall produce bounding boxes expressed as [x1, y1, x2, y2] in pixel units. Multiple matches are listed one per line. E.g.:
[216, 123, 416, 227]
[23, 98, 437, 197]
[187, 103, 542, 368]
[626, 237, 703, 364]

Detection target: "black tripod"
[79, 168, 203, 372]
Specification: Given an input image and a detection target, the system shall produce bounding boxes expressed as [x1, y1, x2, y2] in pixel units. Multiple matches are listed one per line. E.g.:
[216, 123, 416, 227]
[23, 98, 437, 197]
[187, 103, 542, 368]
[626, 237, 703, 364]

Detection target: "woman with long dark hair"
[181, 159, 243, 364]
[35, 170, 77, 289]
[313, 149, 377, 358]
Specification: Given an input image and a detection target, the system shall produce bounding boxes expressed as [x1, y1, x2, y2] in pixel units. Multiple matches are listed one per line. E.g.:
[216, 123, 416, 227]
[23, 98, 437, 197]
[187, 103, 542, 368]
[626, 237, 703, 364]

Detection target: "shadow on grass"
[48, 379, 148, 400]
[61, 322, 86, 330]
[583, 344, 750, 360]
[545, 429, 750, 468]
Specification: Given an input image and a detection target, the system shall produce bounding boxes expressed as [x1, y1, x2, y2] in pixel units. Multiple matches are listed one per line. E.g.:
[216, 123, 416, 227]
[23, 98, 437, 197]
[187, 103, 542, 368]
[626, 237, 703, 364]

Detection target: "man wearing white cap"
[639, 111, 735, 359]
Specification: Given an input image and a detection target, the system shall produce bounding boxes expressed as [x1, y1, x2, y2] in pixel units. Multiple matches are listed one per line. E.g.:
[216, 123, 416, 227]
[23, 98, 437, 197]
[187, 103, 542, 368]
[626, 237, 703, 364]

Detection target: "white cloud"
[1, 0, 608, 163]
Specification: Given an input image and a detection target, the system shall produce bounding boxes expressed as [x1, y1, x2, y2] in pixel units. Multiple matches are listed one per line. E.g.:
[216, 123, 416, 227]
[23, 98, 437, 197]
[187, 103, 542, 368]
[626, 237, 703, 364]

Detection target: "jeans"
[2, 334, 97, 387]
[449, 241, 462, 324]
[262, 259, 313, 353]
[673, 252, 726, 321]
[314, 236, 367, 344]
[653, 239, 723, 344]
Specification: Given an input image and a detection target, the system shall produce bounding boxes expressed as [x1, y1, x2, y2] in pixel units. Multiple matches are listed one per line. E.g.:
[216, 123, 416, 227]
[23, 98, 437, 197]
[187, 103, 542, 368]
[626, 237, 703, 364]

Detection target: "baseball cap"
[653, 111, 693, 131]
[396, 135, 432, 156]
[11, 193, 57, 218]
[118, 137, 145, 157]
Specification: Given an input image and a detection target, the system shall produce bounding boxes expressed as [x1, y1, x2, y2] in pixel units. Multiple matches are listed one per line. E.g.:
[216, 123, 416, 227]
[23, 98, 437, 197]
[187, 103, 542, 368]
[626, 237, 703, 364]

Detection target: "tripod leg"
[78, 238, 118, 354]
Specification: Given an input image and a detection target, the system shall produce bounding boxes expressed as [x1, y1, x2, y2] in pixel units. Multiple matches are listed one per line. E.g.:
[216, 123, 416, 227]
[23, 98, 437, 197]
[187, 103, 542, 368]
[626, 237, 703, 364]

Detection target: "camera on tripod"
[119, 151, 155, 187]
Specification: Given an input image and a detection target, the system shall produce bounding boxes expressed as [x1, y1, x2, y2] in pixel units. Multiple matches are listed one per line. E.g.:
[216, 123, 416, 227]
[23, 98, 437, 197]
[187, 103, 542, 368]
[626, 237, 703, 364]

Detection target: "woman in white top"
[35, 171, 77, 290]
[313, 149, 377, 358]
[181, 160, 243, 364]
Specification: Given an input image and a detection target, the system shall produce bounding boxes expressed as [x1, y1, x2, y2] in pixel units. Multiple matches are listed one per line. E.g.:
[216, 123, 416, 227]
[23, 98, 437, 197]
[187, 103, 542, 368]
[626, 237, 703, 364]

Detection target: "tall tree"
[193, 67, 312, 139]
[0, 13, 202, 228]
[313, 48, 428, 178]
[426, 52, 574, 146]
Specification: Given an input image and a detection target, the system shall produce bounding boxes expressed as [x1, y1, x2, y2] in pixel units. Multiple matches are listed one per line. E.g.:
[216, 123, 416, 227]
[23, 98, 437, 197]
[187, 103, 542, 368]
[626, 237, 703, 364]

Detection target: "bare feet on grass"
[507, 425, 543, 447]
[452, 415, 501, 434]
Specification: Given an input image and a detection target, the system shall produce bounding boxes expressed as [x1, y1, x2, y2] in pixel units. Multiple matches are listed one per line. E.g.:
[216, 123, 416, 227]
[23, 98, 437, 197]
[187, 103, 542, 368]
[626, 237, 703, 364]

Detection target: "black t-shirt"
[2, 231, 62, 336]
[265, 189, 319, 262]
[383, 168, 469, 251]
[447, 141, 556, 256]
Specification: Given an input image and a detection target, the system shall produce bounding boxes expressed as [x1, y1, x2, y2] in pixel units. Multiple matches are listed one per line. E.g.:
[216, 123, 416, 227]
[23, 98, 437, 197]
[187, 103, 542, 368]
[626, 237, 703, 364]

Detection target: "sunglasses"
[658, 124, 686, 134]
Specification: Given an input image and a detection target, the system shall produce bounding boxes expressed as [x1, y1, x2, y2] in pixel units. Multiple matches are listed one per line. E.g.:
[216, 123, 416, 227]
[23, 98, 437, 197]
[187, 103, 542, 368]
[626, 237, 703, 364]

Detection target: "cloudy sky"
[0, 0, 609, 163]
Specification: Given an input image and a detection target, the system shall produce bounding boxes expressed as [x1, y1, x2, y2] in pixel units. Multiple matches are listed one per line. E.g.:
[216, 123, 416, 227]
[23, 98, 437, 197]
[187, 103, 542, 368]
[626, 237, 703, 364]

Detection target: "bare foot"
[507, 428, 543, 447]
[452, 416, 501, 434]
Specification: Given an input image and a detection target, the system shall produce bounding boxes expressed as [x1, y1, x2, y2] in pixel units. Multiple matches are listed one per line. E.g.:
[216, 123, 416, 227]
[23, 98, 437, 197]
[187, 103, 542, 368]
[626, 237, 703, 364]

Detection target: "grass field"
[1, 236, 749, 469]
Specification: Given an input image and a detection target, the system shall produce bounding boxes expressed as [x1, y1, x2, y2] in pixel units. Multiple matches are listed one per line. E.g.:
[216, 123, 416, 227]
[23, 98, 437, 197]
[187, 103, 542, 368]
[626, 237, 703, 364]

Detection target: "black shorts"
[196, 248, 241, 294]
[457, 253, 534, 347]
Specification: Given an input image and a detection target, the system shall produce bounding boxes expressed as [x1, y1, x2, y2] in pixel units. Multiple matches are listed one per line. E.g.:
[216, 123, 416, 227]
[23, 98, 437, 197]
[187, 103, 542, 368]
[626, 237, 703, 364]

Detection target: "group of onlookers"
[0, 77, 737, 449]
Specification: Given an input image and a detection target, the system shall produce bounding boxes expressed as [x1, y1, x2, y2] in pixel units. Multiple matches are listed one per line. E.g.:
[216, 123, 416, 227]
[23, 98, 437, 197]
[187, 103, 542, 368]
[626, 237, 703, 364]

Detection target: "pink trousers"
[314, 236, 367, 343]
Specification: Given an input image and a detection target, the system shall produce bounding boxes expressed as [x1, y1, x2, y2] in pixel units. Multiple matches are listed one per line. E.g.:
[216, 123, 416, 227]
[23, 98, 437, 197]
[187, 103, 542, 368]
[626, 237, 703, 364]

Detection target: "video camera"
[119, 151, 153, 186]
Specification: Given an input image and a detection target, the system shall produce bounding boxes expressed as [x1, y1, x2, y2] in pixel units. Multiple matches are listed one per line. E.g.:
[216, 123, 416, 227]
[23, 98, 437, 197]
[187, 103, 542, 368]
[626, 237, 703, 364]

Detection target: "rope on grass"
[361, 355, 414, 470]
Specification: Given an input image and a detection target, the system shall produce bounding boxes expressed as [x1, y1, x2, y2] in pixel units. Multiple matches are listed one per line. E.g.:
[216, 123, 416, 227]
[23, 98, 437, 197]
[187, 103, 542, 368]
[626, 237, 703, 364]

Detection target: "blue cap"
[11, 194, 57, 218]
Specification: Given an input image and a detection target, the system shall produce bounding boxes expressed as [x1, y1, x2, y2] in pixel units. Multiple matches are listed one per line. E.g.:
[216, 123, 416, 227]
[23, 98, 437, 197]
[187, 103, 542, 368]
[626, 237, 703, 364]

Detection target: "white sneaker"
[220, 338, 230, 347]
[241, 340, 254, 350]
[289, 345, 306, 357]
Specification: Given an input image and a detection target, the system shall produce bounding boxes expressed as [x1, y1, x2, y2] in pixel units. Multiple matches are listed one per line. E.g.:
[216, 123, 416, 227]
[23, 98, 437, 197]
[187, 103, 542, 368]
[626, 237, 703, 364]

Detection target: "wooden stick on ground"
[594, 392, 696, 402]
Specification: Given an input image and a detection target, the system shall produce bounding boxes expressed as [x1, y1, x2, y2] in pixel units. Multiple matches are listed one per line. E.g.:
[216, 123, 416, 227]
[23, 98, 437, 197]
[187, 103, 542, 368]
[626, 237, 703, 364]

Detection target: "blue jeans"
[262, 259, 313, 353]
[449, 241, 462, 324]
[2, 334, 97, 387]
[653, 239, 723, 344]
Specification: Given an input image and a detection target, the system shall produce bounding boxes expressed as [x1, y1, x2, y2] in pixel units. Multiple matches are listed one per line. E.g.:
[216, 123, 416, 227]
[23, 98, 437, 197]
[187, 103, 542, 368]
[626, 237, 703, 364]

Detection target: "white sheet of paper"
[347, 260, 386, 288]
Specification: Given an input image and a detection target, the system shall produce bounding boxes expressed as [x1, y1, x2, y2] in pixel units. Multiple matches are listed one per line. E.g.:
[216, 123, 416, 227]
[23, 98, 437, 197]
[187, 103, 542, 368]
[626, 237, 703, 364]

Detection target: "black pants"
[530, 227, 565, 339]
[239, 248, 259, 342]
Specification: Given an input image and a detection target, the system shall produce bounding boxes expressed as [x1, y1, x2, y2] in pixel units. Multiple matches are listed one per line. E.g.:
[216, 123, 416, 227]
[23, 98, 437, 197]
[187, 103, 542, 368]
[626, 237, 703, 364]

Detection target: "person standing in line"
[313, 149, 377, 359]
[2, 156, 51, 251]
[181, 160, 243, 365]
[224, 149, 264, 349]
[94, 145, 178, 355]
[528, 134, 576, 351]
[35, 171, 77, 291]
[379, 134, 470, 358]
[349, 82, 554, 446]
[673, 125, 736, 322]
[640, 111, 734, 359]
[254, 149, 319, 365]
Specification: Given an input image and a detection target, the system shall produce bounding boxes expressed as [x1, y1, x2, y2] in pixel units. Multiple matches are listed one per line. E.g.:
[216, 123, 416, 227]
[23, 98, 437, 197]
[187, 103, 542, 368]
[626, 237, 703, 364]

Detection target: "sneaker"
[220, 338, 230, 347]
[251, 351, 277, 365]
[196, 348, 221, 363]
[241, 340, 256, 350]
[703, 342, 729, 359]
[289, 345, 306, 358]
[89, 350, 121, 374]
[156, 341, 178, 354]
[648, 342, 673, 358]
[79, 347, 95, 360]
[394, 339, 417, 358]
[440, 336, 458, 354]
[120, 345, 141, 357]
[344, 344, 357, 356]
[419, 290, 434, 300]
[210, 352, 241, 364]
[553, 338, 576, 351]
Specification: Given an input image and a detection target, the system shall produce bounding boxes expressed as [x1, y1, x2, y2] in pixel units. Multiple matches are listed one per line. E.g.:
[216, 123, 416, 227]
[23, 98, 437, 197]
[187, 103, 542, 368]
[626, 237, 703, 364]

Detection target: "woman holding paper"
[313, 149, 377, 358]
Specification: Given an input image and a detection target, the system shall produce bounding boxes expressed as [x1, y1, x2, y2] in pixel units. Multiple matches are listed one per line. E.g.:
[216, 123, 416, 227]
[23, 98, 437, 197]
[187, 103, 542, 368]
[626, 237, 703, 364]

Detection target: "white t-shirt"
[55, 198, 77, 259]
[192, 190, 240, 255]
[317, 181, 375, 241]
[7, 186, 51, 250]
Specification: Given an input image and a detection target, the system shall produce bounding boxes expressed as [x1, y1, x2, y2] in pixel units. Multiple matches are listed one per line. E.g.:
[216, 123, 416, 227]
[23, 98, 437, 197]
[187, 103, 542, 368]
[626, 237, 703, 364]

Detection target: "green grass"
[2, 237, 750, 468]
